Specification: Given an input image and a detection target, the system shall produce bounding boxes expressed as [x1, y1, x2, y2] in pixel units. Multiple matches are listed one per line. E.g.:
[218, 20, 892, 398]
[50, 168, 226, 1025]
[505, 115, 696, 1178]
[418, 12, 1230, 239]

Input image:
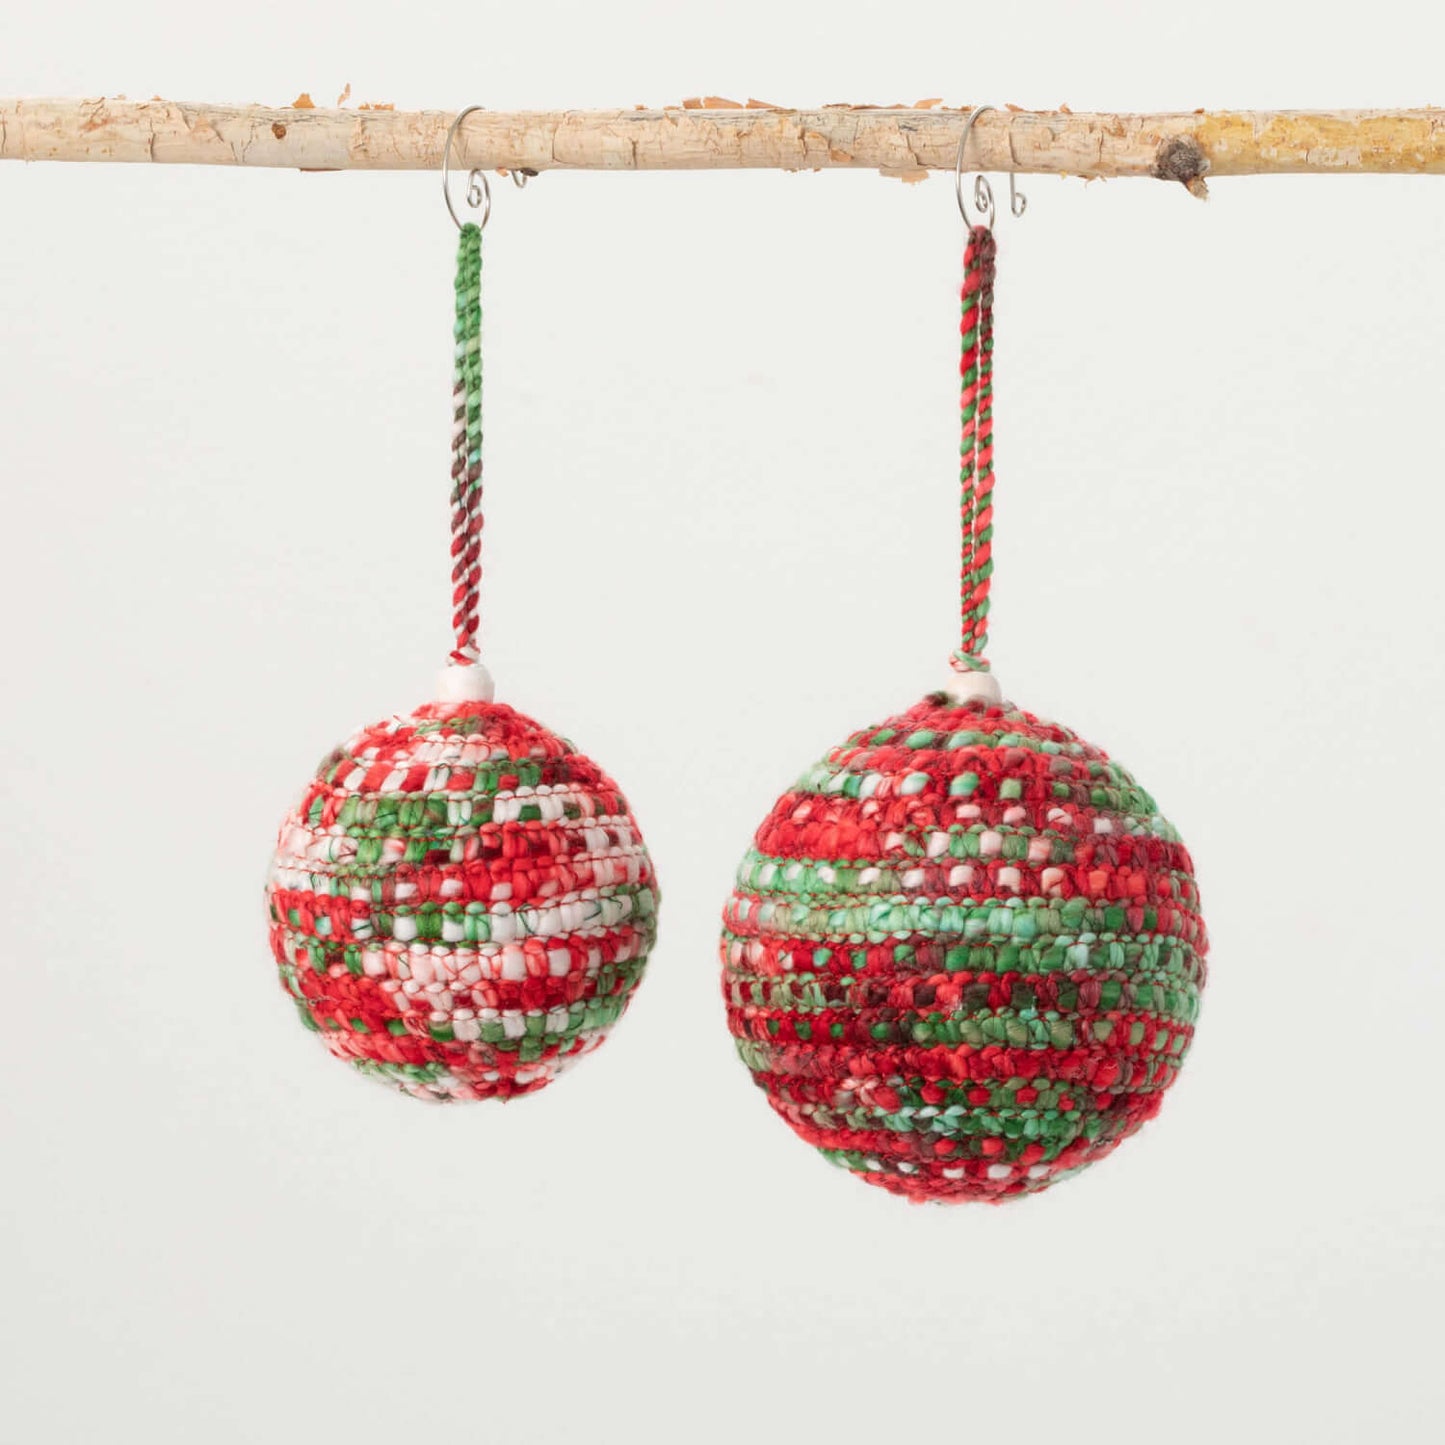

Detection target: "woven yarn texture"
[721, 694, 1207, 1201]
[267, 699, 659, 1102]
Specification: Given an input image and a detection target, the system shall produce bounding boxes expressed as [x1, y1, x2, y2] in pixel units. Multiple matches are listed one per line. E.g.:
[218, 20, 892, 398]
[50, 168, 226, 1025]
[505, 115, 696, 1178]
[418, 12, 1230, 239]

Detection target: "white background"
[3, 4, 1443, 1441]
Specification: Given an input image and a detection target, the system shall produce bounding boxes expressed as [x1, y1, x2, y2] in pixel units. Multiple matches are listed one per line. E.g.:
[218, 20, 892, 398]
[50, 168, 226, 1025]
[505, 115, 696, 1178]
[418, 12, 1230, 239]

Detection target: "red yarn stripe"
[729, 1030, 1193, 1084]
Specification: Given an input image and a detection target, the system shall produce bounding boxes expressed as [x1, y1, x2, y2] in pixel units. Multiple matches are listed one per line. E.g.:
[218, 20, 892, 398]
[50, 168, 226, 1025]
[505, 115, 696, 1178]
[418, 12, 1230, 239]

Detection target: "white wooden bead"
[437, 662, 496, 702]
[935, 670, 1003, 706]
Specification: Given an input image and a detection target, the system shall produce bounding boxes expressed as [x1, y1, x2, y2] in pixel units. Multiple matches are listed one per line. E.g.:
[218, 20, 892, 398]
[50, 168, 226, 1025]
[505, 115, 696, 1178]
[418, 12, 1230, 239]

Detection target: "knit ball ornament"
[267, 698, 659, 1102]
[721, 691, 1207, 1202]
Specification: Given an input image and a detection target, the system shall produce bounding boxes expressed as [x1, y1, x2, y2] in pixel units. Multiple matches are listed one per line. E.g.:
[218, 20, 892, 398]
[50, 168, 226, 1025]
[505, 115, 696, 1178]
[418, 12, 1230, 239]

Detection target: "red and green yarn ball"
[720, 693, 1207, 1202]
[267, 699, 658, 1102]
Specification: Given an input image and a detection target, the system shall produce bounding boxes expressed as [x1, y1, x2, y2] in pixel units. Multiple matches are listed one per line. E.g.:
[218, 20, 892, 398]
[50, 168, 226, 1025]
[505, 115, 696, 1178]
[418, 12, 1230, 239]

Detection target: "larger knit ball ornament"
[267, 690, 659, 1102]
[721, 687, 1206, 1202]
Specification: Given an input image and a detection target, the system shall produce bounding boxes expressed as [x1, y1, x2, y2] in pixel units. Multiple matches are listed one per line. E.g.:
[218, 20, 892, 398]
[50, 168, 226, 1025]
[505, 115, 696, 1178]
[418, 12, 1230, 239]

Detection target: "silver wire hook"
[443, 105, 492, 231]
[955, 105, 1027, 230]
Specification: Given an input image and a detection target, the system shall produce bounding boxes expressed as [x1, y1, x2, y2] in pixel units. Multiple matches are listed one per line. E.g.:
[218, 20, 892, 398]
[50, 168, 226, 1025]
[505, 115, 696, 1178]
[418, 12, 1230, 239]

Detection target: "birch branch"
[3, 98, 1445, 195]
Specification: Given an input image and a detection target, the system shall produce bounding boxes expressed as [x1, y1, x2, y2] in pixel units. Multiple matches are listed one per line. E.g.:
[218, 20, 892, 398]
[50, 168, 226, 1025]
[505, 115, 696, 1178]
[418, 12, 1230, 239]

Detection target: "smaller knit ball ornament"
[266, 669, 659, 1102]
[721, 677, 1206, 1201]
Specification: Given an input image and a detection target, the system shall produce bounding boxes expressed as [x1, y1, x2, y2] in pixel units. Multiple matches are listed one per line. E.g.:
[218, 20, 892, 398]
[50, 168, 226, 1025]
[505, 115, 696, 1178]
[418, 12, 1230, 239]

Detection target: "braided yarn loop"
[719, 223, 1208, 1200]
[955, 224, 996, 673]
[450, 222, 484, 666]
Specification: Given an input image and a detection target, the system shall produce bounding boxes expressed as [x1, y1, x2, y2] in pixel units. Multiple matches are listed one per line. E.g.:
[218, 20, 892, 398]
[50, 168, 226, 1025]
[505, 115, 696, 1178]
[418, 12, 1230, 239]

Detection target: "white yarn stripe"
[274, 813, 645, 868]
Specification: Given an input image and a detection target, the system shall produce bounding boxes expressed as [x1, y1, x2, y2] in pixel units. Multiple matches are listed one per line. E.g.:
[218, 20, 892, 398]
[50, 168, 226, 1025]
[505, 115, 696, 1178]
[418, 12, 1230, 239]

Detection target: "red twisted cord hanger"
[449, 221, 484, 667]
[954, 222, 997, 675]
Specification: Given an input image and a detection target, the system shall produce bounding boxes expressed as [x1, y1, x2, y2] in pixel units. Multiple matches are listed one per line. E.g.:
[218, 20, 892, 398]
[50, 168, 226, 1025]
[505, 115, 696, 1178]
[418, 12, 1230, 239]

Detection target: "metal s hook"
[443, 105, 492, 231]
[955, 105, 1027, 230]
